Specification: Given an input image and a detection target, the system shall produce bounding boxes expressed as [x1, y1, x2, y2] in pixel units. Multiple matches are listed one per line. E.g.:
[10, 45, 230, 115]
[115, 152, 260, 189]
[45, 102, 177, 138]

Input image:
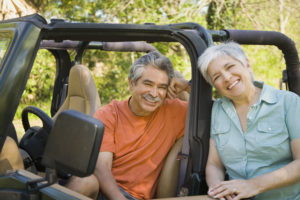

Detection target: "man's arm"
[66, 152, 127, 200]
[167, 77, 190, 99]
[94, 152, 127, 200]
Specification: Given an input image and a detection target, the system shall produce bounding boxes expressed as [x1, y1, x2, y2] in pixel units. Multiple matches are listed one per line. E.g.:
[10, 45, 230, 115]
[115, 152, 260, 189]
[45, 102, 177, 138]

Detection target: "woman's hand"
[208, 179, 259, 200]
[208, 185, 236, 200]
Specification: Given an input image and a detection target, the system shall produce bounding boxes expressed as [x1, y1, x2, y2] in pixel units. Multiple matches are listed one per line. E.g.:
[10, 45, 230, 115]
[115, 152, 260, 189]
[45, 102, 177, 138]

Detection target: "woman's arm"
[209, 138, 300, 200]
[248, 138, 300, 193]
[206, 138, 239, 200]
[206, 139, 226, 187]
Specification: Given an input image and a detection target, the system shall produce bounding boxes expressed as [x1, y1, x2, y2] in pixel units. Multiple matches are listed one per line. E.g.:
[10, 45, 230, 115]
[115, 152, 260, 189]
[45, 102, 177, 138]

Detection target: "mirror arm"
[26, 168, 57, 194]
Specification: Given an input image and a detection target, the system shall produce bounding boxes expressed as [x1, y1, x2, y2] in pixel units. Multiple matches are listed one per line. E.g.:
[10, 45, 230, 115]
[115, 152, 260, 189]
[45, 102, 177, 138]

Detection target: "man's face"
[129, 65, 169, 116]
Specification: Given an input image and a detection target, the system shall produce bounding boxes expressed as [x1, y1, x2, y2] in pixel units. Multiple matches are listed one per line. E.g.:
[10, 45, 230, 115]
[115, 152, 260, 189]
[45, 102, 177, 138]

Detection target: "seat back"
[53, 64, 101, 119]
[0, 136, 24, 174]
[156, 72, 190, 198]
[156, 137, 183, 198]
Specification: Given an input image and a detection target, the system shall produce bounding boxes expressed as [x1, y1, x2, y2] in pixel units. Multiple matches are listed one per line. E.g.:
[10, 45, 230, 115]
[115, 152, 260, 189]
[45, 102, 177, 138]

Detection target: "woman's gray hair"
[129, 51, 175, 84]
[197, 41, 249, 86]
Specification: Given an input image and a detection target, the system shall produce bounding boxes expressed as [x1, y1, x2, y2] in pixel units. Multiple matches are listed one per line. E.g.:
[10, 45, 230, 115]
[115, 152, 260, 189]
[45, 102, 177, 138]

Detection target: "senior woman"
[196, 41, 300, 200]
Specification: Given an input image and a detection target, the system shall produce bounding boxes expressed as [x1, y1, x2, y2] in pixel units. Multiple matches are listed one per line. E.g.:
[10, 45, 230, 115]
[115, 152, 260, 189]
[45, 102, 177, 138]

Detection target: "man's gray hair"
[129, 51, 175, 84]
[197, 41, 248, 86]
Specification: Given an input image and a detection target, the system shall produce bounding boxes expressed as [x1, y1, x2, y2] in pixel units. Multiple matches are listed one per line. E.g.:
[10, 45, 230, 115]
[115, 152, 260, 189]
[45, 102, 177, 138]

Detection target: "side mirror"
[42, 110, 104, 177]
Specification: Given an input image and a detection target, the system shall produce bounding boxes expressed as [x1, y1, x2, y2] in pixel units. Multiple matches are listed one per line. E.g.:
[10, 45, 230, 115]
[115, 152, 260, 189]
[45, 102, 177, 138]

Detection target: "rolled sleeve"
[284, 92, 300, 140]
[94, 105, 116, 153]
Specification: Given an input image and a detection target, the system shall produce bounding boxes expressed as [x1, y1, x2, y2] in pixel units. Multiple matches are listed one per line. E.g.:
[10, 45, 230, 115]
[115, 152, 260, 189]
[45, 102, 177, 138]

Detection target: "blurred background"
[2, 0, 299, 136]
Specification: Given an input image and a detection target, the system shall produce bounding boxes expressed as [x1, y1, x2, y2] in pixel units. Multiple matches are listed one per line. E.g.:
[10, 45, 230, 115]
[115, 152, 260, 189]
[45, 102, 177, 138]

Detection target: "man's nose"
[149, 87, 158, 97]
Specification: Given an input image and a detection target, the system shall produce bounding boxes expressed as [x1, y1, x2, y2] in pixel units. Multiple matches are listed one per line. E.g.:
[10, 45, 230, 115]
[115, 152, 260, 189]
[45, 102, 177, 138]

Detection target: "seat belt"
[176, 104, 191, 196]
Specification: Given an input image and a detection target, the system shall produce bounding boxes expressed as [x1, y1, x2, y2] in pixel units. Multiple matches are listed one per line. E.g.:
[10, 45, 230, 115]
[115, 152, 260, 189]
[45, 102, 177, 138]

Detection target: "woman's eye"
[227, 64, 234, 69]
[213, 75, 220, 82]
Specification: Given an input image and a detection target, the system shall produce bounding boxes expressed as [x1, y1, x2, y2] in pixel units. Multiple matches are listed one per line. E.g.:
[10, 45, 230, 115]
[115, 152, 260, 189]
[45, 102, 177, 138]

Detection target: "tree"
[27, 0, 209, 104]
[0, 0, 36, 20]
[21, 0, 300, 104]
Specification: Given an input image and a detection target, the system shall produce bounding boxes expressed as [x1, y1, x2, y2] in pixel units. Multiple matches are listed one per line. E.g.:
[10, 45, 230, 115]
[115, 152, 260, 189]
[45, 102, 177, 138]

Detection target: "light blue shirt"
[211, 82, 300, 200]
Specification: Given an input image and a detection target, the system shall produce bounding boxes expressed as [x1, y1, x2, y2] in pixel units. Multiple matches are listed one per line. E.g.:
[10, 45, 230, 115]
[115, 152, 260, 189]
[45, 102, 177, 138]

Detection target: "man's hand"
[208, 179, 259, 200]
[167, 77, 190, 99]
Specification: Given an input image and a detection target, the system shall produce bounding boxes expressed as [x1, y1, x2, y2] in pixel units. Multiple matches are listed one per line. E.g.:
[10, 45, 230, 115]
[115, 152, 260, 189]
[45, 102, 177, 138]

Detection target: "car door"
[0, 15, 45, 151]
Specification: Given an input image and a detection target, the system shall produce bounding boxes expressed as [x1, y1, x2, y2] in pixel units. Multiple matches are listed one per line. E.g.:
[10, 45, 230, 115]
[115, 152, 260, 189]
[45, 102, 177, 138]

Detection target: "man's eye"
[159, 86, 167, 90]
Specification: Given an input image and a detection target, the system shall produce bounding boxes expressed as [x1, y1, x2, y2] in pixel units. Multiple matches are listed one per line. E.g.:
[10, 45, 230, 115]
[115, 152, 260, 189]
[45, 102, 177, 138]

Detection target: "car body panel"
[0, 21, 41, 149]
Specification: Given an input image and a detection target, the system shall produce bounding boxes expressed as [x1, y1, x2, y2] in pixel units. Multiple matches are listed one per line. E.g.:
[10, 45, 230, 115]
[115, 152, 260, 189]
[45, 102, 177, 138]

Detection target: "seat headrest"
[53, 64, 101, 119]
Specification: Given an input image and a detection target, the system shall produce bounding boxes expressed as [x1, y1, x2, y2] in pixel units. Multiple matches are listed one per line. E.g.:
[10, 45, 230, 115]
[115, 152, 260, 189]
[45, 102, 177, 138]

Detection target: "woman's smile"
[227, 80, 240, 90]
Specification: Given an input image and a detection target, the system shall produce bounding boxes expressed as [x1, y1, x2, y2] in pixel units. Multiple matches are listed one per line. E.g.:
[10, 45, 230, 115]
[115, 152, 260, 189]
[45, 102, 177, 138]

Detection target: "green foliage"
[23, 0, 300, 104]
[245, 45, 284, 88]
[21, 50, 55, 103]
[16, 49, 55, 119]
[83, 50, 137, 104]
[31, 0, 206, 105]
[206, 0, 241, 30]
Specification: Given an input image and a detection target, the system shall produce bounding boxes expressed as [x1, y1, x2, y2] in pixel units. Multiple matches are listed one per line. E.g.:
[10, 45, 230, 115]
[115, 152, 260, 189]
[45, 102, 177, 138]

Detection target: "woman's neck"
[232, 85, 261, 107]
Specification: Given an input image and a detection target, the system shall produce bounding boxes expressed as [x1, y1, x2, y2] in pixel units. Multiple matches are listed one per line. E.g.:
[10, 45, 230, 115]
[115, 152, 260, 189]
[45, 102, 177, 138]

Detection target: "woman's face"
[207, 56, 253, 100]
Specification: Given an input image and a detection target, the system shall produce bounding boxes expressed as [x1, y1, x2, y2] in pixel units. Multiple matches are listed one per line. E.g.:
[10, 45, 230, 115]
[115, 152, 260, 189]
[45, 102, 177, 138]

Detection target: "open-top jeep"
[0, 14, 299, 200]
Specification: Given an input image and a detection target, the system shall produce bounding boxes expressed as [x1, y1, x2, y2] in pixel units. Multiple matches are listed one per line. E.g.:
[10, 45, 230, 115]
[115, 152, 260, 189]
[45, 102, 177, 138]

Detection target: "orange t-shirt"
[94, 98, 188, 199]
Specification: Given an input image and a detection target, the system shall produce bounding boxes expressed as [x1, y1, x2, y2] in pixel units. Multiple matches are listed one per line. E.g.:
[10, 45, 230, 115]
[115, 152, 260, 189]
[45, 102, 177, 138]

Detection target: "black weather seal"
[168, 23, 213, 46]
[72, 41, 90, 65]
[0, 14, 47, 28]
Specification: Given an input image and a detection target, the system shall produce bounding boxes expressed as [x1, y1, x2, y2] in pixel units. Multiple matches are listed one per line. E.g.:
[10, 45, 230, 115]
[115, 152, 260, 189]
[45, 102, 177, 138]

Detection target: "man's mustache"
[143, 94, 161, 103]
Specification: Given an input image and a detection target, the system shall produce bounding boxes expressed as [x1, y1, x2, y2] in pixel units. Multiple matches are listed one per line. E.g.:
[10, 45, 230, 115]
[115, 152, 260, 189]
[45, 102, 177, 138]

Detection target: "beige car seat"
[53, 64, 101, 119]
[156, 137, 183, 198]
[19, 64, 101, 173]
[156, 75, 190, 198]
[0, 136, 24, 174]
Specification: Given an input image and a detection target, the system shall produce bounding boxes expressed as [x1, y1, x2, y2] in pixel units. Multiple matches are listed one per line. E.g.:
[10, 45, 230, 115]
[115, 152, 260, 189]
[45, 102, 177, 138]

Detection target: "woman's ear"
[246, 58, 256, 81]
[246, 58, 253, 72]
[246, 58, 251, 68]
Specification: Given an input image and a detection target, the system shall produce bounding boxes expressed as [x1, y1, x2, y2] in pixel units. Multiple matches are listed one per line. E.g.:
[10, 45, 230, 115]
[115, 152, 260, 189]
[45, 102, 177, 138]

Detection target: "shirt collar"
[255, 81, 277, 104]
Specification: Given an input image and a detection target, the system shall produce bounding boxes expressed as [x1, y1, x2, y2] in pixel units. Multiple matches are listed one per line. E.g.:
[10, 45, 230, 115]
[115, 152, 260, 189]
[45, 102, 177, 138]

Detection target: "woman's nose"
[222, 71, 232, 81]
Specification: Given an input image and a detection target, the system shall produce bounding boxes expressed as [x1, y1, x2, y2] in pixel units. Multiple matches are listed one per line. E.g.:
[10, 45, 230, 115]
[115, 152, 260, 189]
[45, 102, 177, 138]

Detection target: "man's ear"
[128, 78, 134, 90]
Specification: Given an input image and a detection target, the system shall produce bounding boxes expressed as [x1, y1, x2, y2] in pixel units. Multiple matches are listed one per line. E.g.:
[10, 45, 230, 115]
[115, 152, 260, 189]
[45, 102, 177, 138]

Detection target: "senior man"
[67, 51, 190, 200]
